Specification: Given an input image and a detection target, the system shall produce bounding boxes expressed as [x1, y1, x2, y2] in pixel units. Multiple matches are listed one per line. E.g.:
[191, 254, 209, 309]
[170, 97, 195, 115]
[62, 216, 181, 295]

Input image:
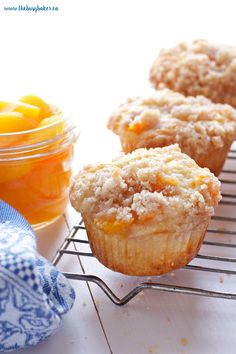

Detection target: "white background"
[1, 0, 236, 166]
[2, 1, 236, 354]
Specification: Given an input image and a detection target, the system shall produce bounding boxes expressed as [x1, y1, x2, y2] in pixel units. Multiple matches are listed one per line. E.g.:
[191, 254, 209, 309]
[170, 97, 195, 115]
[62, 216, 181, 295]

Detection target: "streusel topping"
[150, 39, 236, 107]
[107, 89, 236, 154]
[70, 145, 221, 225]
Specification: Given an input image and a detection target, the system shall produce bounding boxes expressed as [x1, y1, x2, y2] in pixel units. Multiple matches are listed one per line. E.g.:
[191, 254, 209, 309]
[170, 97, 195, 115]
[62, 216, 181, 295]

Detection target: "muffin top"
[70, 145, 221, 232]
[149, 39, 236, 107]
[107, 89, 236, 154]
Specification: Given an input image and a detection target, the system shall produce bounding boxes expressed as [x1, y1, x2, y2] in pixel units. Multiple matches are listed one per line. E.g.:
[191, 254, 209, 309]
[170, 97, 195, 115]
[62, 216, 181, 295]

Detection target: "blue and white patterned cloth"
[0, 200, 75, 352]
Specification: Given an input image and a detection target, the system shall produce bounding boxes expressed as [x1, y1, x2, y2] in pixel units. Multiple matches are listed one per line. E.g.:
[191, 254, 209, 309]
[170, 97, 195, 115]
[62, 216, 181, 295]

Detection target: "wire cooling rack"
[53, 149, 236, 305]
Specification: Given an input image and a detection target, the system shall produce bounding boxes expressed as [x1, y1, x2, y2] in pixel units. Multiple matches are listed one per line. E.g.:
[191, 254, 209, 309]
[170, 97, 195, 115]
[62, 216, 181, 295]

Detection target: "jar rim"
[0, 116, 77, 147]
[0, 116, 79, 161]
[0, 115, 69, 137]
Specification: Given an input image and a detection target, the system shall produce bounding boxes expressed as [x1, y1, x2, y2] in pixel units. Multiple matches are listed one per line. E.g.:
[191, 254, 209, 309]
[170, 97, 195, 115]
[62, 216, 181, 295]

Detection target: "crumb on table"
[180, 337, 188, 346]
[219, 276, 224, 283]
[95, 300, 101, 308]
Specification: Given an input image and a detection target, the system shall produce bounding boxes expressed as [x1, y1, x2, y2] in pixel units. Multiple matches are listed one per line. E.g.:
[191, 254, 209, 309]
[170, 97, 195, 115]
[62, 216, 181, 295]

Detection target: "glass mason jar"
[0, 117, 78, 230]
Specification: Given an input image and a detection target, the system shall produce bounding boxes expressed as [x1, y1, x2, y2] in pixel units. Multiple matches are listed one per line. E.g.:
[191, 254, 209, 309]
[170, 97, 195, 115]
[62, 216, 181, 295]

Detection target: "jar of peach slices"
[0, 95, 78, 230]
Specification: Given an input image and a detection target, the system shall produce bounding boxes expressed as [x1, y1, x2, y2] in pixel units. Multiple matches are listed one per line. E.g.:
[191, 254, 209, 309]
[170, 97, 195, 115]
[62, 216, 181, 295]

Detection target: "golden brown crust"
[70, 145, 220, 227]
[107, 89, 236, 174]
[150, 39, 236, 107]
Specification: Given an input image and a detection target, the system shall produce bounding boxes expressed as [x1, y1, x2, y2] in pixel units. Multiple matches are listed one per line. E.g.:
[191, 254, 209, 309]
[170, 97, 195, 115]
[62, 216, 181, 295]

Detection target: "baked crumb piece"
[219, 276, 224, 283]
[95, 300, 101, 308]
[150, 39, 236, 107]
[180, 337, 188, 346]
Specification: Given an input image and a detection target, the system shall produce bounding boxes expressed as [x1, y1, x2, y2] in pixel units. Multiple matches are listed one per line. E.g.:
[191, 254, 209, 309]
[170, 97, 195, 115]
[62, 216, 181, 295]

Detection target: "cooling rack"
[53, 149, 236, 306]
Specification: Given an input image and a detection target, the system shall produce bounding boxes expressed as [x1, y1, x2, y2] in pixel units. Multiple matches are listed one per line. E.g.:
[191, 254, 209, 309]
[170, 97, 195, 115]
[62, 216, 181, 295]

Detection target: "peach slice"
[0, 161, 32, 183]
[0, 101, 40, 122]
[24, 151, 71, 199]
[13, 102, 40, 122]
[0, 112, 37, 133]
[37, 115, 64, 141]
[0, 101, 11, 112]
[128, 121, 146, 134]
[23, 115, 64, 147]
[0, 111, 39, 148]
[19, 95, 50, 120]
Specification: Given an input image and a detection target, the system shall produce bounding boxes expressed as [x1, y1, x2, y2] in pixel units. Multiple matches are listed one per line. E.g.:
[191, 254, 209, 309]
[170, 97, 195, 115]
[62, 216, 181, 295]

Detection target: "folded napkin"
[0, 200, 75, 352]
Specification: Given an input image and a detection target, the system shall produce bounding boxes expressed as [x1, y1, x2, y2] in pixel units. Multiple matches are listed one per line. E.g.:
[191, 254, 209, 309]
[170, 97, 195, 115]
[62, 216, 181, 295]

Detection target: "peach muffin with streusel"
[107, 89, 236, 176]
[150, 39, 236, 107]
[70, 145, 221, 276]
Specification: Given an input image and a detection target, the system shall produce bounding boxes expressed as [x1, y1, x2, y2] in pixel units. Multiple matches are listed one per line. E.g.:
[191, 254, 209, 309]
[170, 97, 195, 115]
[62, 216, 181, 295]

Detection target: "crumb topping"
[70, 145, 221, 227]
[107, 89, 236, 154]
[150, 39, 236, 107]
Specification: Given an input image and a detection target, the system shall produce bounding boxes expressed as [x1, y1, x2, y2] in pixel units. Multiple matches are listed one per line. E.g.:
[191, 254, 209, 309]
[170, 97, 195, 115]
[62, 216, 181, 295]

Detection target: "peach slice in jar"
[0, 100, 40, 122]
[0, 143, 72, 225]
[19, 95, 50, 120]
[0, 101, 40, 147]
[13, 102, 40, 122]
[38, 115, 64, 139]
[0, 116, 36, 183]
[0, 111, 39, 148]
[4, 116, 65, 184]
[0, 159, 32, 183]
[24, 115, 65, 147]
[0, 111, 38, 133]
[23, 149, 71, 224]
[0, 94, 78, 228]
[0, 171, 51, 225]
[24, 149, 72, 199]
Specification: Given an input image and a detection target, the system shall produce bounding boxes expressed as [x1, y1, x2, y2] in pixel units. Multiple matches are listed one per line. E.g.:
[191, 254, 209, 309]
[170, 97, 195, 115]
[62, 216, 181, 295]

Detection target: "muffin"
[107, 89, 236, 176]
[149, 39, 236, 107]
[70, 145, 221, 276]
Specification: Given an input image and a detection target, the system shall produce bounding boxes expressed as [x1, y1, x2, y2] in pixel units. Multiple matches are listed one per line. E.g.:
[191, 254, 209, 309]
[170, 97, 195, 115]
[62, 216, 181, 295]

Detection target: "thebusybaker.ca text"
[3, 4, 59, 12]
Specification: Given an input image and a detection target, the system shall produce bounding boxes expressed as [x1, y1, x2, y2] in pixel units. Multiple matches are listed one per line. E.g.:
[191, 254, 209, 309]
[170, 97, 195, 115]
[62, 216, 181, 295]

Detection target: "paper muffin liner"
[189, 141, 232, 177]
[83, 216, 209, 276]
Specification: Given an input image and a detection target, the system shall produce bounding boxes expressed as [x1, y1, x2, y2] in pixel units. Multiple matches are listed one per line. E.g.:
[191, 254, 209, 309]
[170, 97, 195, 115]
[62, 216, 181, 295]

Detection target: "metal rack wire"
[53, 149, 236, 305]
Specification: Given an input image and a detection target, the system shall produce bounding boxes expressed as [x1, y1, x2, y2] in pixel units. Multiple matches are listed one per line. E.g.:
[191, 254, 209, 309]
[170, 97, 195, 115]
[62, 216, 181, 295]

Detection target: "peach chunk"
[19, 95, 50, 119]
[37, 115, 64, 141]
[13, 102, 40, 122]
[0, 100, 40, 123]
[0, 112, 37, 133]
[0, 101, 11, 111]
[0, 161, 32, 183]
[128, 121, 146, 134]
